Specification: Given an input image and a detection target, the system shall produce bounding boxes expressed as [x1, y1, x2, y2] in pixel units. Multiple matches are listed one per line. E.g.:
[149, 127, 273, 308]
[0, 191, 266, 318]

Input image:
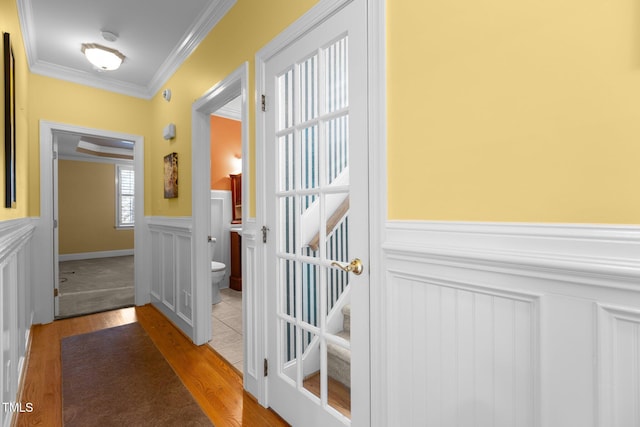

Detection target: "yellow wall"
[0, 0, 30, 220]
[148, 0, 318, 217]
[388, 0, 640, 224]
[27, 75, 151, 217]
[4, 0, 317, 221]
[58, 160, 133, 254]
[10, 0, 636, 225]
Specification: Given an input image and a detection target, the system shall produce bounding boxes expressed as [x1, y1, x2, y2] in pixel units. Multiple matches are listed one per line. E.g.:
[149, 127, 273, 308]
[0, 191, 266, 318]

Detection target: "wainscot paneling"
[379, 221, 640, 427]
[597, 303, 640, 427]
[240, 221, 263, 403]
[146, 217, 194, 339]
[0, 219, 35, 427]
[210, 190, 232, 287]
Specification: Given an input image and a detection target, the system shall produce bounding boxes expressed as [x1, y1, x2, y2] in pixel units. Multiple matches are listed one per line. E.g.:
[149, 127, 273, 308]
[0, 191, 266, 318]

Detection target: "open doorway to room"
[207, 95, 244, 372]
[53, 130, 136, 318]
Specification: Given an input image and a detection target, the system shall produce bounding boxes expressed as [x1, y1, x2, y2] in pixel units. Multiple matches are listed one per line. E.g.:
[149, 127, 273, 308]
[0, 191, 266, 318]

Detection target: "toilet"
[209, 237, 226, 304]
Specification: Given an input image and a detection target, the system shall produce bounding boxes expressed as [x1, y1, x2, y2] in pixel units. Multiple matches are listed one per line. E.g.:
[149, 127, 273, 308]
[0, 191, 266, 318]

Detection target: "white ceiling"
[18, 0, 236, 99]
[55, 131, 134, 163]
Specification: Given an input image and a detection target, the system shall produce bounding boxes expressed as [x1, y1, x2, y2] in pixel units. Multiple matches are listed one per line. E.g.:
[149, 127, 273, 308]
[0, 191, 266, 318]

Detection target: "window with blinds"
[116, 165, 134, 228]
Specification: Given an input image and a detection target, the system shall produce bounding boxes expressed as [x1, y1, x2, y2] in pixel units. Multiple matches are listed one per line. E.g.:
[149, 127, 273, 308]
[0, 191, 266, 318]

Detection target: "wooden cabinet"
[230, 230, 242, 291]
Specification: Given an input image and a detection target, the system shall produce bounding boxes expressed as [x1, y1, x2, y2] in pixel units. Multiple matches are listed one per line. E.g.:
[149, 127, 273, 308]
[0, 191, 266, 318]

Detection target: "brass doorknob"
[331, 258, 363, 275]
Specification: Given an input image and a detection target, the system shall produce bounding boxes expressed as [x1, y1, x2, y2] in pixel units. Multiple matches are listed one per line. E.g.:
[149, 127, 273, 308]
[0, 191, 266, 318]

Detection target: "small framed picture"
[164, 152, 178, 198]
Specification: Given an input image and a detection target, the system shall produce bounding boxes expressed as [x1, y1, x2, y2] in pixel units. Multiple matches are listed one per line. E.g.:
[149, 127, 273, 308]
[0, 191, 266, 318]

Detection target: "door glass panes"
[280, 259, 297, 318]
[301, 126, 319, 190]
[301, 262, 319, 329]
[279, 133, 295, 191]
[279, 197, 297, 254]
[301, 55, 318, 122]
[326, 209, 350, 314]
[326, 115, 349, 185]
[278, 68, 294, 131]
[275, 33, 352, 422]
[327, 335, 352, 418]
[281, 320, 298, 381]
[325, 36, 348, 113]
[302, 330, 322, 400]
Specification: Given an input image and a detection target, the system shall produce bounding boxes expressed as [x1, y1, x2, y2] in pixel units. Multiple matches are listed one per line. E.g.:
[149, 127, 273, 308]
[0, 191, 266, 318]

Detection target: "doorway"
[34, 121, 146, 325]
[207, 96, 244, 372]
[53, 130, 136, 318]
[191, 62, 256, 391]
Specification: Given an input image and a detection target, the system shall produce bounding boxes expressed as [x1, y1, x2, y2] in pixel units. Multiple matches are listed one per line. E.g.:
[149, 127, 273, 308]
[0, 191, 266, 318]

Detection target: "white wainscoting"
[0, 219, 35, 427]
[210, 190, 231, 286]
[379, 221, 640, 427]
[146, 217, 194, 339]
[241, 220, 262, 402]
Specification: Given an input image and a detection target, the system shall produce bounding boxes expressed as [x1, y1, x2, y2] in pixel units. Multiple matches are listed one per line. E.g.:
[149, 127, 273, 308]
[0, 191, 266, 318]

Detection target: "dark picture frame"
[3, 32, 16, 208]
[163, 152, 178, 198]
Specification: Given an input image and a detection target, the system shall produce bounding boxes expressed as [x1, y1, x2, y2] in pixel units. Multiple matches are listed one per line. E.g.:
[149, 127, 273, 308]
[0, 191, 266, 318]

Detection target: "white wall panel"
[0, 219, 35, 427]
[597, 304, 640, 427]
[176, 234, 192, 322]
[241, 223, 263, 404]
[388, 273, 538, 426]
[377, 221, 640, 427]
[210, 190, 231, 286]
[162, 233, 175, 309]
[147, 217, 194, 339]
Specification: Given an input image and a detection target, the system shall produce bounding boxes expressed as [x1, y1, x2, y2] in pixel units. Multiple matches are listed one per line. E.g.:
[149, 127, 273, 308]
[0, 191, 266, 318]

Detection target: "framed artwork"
[164, 152, 178, 198]
[3, 32, 16, 208]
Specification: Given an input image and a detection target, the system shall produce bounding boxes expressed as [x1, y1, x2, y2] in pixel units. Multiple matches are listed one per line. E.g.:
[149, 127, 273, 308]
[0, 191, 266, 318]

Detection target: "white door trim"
[365, 1, 387, 425]
[255, 0, 386, 421]
[33, 120, 146, 324]
[190, 63, 250, 352]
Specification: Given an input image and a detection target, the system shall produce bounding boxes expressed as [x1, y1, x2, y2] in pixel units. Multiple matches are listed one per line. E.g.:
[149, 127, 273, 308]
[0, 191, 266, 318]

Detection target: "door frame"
[33, 121, 146, 324]
[190, 64, 250, 349]
[255, 0, 386, 421]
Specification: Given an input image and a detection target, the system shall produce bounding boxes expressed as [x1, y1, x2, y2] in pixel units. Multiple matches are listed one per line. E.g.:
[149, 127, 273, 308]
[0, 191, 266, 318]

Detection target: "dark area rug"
[61, 322, 212, 426]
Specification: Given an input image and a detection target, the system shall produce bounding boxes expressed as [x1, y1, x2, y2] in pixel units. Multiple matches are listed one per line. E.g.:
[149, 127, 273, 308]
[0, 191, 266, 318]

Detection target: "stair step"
[342, 304, 351, 333]
[327, 330, 351, 389]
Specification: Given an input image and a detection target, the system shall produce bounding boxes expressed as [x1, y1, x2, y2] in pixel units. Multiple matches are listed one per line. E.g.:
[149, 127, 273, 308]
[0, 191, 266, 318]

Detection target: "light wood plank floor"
[16, 304, 288, 427]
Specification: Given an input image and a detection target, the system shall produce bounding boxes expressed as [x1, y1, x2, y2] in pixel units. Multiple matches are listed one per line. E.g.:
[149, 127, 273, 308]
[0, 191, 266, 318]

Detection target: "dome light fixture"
[81, 43, 125, 71]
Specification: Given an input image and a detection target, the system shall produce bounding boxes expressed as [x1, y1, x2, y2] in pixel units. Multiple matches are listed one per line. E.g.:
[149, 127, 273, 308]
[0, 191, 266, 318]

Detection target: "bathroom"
[207, 96, 243, 373]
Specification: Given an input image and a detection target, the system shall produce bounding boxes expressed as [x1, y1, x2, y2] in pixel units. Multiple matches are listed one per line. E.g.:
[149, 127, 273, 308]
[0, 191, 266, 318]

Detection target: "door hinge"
[264, 358, 268, 377]
[52, 151, 58, 160]
[53, 219, 58, 229]
[54, 288, 59, 297]
[261, 94, 266, 112]
[261, 225, 269, 243]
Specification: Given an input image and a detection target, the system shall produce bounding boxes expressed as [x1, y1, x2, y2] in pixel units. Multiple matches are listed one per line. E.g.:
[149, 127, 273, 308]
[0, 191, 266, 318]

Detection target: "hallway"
[16, 305, 288, 427]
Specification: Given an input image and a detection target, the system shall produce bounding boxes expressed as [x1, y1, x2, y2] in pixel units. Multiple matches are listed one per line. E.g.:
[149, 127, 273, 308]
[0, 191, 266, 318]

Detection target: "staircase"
[328, 304, 351, 389]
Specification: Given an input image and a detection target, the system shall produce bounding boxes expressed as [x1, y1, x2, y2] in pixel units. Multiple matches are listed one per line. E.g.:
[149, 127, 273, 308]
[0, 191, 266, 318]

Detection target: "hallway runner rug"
[61, 322, 212, 426]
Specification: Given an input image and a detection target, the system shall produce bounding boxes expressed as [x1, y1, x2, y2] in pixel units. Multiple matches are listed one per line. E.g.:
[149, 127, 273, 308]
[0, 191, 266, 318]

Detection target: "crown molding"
[146, 0, 237, 99]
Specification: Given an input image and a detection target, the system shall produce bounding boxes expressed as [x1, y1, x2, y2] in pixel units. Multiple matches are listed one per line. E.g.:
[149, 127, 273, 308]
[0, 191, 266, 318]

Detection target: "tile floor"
[208, 288, 243, 373]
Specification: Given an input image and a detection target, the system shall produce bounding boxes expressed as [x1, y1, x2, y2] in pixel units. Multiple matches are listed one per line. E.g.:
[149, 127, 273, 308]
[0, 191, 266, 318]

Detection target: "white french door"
[263, 0, 369, 426]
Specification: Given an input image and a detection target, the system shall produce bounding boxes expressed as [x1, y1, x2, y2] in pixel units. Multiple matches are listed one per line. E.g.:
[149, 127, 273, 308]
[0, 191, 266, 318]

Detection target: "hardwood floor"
[15, 305, 288, 427]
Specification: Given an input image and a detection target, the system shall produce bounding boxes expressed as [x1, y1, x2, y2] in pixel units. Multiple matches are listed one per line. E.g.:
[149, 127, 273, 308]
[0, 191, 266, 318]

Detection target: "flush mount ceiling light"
[81, 43, 125, 71]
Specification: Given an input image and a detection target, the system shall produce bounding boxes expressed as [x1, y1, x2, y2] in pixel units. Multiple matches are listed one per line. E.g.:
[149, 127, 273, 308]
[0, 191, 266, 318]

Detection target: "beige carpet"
[61, 322, 213, 426]
[58, 256, 134, 318]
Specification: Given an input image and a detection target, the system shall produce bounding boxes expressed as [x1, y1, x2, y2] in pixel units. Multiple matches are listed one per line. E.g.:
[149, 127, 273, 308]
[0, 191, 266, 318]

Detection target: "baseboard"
[59, 249, 134, 262]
